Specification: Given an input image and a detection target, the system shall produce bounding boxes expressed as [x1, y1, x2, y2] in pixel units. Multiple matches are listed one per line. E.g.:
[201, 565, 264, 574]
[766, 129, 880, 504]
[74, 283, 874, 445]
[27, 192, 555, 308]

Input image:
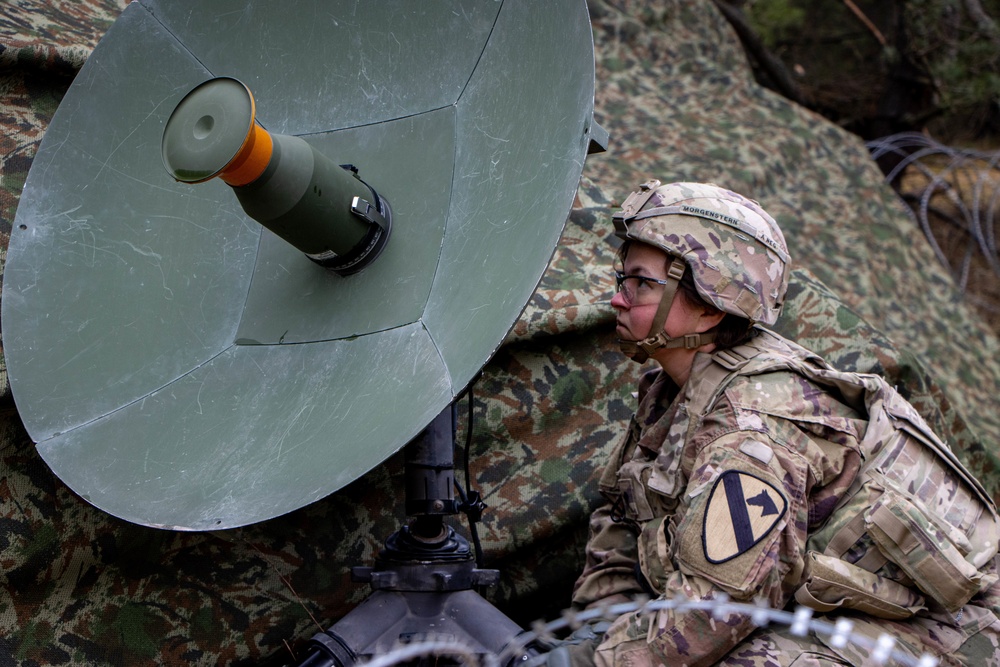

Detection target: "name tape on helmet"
[628, 204, 789, 263]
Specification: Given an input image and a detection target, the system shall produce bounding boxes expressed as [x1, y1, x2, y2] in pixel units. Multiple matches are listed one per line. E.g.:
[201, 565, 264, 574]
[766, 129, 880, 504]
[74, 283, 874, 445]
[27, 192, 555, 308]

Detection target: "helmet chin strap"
[618, 256, 717, 364]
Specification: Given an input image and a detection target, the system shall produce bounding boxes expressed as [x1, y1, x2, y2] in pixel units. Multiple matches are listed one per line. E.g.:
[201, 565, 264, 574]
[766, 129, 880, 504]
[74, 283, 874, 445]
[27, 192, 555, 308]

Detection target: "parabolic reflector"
[1, 0, 599, 530]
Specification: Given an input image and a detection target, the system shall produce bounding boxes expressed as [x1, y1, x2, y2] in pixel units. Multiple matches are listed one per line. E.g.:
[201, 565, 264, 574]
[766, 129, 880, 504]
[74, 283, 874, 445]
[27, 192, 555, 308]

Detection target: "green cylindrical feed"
[162, 77, 391, 274]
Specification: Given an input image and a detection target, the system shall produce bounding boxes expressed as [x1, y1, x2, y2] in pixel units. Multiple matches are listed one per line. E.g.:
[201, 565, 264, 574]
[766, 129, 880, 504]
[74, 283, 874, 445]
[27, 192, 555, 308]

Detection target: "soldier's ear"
[695, 307, 725, 333]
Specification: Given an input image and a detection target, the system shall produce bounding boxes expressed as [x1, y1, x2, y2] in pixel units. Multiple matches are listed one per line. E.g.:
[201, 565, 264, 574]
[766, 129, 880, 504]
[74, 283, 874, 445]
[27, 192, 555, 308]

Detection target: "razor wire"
[342, 596, 940, 667]
[867, 132, 1000, 301]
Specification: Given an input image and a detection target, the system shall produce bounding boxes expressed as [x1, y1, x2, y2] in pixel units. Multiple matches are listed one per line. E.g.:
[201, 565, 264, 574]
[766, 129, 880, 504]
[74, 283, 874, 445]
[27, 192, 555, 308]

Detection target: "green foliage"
[744, 0, 807, 49]
[737, 0, 1000, 141]
[905, 0, 1000, 118]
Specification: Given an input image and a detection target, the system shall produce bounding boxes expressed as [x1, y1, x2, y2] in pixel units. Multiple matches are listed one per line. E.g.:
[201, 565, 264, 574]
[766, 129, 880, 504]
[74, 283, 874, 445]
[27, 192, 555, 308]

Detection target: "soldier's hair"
[617, 241, 754, 349]
[675, 270, 755, 348]
[667, 266, 753, 350]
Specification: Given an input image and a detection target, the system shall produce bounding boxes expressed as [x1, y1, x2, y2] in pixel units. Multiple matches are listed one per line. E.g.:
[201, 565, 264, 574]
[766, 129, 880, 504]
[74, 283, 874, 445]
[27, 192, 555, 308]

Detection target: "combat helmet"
[612, 180, 790, 363]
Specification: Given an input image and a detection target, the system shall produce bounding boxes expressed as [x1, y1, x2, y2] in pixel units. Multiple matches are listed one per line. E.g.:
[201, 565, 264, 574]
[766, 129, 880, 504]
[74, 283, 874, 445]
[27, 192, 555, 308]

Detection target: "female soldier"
[567, 181, 1000, 666]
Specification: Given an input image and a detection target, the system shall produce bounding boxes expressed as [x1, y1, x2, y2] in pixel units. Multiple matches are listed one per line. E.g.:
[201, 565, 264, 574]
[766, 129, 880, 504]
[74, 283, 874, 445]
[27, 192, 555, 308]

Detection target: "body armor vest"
[689, 330, 1000, 619]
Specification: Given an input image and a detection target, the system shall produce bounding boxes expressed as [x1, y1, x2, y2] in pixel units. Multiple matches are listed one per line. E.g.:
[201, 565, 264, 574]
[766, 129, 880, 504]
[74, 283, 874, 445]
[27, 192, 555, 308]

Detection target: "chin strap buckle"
[619, 331, 716, 363]
[683, 333, 703, 349]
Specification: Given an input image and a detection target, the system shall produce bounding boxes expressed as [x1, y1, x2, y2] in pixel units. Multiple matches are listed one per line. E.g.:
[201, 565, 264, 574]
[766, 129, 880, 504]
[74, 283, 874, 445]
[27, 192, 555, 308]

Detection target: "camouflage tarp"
[1, 0, 999, 665]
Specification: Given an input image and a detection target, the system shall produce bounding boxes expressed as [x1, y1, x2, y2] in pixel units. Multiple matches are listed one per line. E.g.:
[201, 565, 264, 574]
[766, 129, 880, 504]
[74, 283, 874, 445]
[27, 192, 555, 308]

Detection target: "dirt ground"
[894, 153, 1000, 332]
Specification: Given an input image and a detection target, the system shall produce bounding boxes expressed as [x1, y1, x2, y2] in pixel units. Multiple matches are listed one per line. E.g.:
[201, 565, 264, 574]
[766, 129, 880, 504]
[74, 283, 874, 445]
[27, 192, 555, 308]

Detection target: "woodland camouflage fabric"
[1, 0, 1000, 665]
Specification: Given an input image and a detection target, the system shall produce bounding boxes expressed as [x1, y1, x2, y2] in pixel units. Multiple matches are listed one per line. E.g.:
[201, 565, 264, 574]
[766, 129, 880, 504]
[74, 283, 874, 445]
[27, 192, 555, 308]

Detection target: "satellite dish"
[2, 0, 601, 530]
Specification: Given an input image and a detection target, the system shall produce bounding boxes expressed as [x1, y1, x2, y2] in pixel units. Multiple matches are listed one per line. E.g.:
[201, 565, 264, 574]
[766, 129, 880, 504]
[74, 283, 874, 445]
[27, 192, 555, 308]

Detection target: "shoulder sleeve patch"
[702, 470, 787, 564]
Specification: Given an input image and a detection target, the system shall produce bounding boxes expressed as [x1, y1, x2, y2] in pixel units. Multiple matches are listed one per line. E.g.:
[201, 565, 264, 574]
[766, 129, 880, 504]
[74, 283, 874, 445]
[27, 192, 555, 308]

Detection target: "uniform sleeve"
[593, 426, 810, 666]
[594, 568, 764, 667]
[573, 406, 654, 610]
[572, 501, 646, 609]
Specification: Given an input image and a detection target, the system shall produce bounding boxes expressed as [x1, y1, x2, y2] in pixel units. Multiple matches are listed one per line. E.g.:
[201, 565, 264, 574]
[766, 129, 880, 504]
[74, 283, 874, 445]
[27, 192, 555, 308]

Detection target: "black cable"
[456, 377, 487, 569]
[464, 379, 475, 498]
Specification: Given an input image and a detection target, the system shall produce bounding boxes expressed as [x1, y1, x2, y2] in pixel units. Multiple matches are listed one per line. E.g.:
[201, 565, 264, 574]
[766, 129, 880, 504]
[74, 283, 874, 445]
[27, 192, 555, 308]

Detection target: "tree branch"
[963, 0, 1000, 46]
[841, 0, 887, 47]
[710, 0, 805, 106]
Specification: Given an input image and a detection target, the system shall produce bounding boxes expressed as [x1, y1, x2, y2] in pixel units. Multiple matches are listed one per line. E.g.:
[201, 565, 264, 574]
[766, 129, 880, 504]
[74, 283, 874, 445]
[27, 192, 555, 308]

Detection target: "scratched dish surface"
[0, 0, 598, 530]
[2, 1, 1000, 665]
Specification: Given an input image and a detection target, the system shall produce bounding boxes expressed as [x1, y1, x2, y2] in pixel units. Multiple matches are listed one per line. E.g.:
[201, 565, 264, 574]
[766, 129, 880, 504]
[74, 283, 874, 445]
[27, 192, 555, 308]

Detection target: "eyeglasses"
[614, 270, 670, 305]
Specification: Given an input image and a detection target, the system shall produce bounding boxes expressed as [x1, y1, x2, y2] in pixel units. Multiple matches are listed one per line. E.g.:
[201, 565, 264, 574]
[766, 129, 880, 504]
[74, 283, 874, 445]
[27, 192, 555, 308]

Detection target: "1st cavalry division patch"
[703, 470, 787, 563]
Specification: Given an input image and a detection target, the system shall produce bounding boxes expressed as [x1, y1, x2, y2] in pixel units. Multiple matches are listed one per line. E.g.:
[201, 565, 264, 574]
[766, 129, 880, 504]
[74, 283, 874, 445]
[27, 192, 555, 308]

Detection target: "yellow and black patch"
[702, 470, 787, 563]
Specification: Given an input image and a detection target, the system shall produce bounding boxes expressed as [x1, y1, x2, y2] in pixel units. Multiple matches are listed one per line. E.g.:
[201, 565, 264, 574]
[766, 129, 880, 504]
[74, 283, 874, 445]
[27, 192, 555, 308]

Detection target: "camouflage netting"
[1, 1, 999, 665]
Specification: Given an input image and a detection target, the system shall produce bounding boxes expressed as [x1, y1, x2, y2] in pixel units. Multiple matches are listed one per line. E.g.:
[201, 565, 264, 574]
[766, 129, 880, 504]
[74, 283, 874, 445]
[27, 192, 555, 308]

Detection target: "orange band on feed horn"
[220, 121, 273, 186]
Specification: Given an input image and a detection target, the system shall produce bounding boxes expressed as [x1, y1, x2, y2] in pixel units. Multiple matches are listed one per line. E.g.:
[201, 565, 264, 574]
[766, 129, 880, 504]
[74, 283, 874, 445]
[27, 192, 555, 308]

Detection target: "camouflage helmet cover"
[613, 181, 790, 325]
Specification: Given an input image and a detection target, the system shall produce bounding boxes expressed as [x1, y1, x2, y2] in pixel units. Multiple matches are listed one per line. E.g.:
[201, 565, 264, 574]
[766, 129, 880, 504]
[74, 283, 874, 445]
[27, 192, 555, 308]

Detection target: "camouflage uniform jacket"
[572, 328, 1000, 666]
